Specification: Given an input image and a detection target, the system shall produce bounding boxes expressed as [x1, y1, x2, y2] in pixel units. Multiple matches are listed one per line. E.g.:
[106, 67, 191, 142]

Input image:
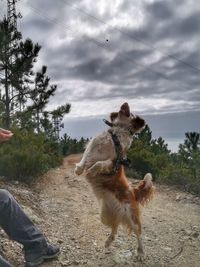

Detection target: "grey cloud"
[147, 1, 174, 21]
[178, 12, 200, 36]
[182, 51, 200, 69]
[24, 17, 51, 33]
[11, 0, 200, 114]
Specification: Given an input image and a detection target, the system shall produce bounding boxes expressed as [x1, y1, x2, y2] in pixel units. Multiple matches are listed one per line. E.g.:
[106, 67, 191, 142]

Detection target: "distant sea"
[164, 137, 183, 152]
[62, 110, 200, 153]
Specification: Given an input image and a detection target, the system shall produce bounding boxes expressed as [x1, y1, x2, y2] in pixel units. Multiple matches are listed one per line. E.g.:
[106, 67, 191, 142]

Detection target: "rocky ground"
[0, 154, 200, 267]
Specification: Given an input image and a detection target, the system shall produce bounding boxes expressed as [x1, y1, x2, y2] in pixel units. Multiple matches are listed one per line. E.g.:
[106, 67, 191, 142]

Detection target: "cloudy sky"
[0, 0, 200, 150]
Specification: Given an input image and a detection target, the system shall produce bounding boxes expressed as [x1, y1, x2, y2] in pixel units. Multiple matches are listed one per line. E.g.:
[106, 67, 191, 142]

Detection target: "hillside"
[0, 154, 200, 267]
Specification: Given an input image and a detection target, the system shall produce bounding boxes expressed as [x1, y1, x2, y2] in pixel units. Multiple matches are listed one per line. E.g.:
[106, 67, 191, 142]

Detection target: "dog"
[75, 102, 146, 177]
[75, 103, 154, 260]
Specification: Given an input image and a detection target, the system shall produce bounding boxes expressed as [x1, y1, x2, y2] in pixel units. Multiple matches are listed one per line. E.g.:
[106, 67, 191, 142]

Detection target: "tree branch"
[9, 91, 31, 102]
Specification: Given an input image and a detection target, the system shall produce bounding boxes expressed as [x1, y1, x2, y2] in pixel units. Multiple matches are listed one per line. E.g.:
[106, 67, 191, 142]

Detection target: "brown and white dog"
[75, 103, 154, 260]
[75, 102, 145, 176]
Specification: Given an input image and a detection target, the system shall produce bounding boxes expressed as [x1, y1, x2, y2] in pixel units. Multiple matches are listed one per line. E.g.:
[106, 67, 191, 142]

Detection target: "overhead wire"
[23, 2, 199, 93]
[61, 0, 200, 73]
[2, 0, 200, 76]
[1, 0, 198, 94]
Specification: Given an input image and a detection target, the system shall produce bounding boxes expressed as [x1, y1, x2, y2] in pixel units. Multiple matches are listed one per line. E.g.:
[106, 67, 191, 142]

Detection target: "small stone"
[185, 230, 192, 236]
[60, 260, 71, 266]
[192, 232, 199, 238]
[176, 194, 182, 201]
[192, 225, 199, 231]
[163, 246, 172, 251]
[105, 250, 111, 254]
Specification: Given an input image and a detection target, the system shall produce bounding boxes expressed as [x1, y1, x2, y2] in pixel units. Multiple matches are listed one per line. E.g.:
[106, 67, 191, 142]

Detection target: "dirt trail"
[1, 154, 200, 267]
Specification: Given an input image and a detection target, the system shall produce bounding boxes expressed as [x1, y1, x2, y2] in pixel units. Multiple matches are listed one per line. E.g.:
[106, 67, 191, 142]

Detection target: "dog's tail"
[133, 173, 154, 205]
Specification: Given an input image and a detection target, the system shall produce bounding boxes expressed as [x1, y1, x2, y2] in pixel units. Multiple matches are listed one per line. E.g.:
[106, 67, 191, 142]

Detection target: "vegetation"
[127, 126, 200, 195]
[0, 19, 86, 182]
[0, 128, 62, 182]
[60, 134, 89, 156]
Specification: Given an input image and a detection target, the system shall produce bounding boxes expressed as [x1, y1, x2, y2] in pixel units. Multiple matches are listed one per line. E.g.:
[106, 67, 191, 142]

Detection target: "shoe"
[25, 244, 60, 267]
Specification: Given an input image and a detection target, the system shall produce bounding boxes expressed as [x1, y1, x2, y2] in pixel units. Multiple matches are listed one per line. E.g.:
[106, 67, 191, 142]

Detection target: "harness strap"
[102, 118, 131, 175]
[108, 130, 130, 174]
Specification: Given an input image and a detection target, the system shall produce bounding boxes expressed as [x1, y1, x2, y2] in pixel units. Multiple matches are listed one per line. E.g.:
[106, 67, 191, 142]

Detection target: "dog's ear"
[119, 102, 130, 117]
[110, 112, 118, 122]
[134, 116, 146, 129]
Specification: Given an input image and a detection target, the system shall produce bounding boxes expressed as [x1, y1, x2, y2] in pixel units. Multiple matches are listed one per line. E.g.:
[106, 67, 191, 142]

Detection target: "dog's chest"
[118, 134, 132, 152]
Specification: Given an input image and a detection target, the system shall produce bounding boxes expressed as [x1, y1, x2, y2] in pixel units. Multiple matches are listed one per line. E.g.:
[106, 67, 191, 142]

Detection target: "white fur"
[75, 126, 133, 176]
[75, 103, 145, 177]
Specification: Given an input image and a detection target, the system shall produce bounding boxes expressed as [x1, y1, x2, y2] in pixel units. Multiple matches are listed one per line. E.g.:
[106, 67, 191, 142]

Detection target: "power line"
[61, 0, 200, 73]
[20, 2, 199, 94]
[24, 3, 116, 50]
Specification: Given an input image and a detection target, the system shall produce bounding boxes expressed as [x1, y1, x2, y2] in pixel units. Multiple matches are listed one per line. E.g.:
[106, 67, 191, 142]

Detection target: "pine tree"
[151, 136, 170, 154]
[136, 125, 152, 146]
[178, 131, 200, 179]
[28, 65, 56, 133]
[185, 132, 200, 152]
[179, 132, 200, 157]
[0, 19, 40, 128]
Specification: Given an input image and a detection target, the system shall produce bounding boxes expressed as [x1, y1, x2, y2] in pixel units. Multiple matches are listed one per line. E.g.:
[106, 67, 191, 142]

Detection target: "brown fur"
[85, 166, 154, 261]
[110, 112, 118, 122]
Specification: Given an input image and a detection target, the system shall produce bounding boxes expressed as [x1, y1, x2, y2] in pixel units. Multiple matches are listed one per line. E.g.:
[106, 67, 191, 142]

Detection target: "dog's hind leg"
[131, 221, 145, 261]
[105, 226, 118, 248]
[101, 198, 119, 248]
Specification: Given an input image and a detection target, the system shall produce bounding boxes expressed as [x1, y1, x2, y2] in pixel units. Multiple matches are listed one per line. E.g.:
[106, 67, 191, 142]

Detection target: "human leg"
[0, 255, 13, 267]
[0, 189, 47, 251]
[0, 189, 59, 267]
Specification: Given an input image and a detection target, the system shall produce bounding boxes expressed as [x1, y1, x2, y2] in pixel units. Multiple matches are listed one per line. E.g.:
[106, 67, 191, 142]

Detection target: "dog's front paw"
[137, 250, 146, 261]
[74, 164, 84, 175]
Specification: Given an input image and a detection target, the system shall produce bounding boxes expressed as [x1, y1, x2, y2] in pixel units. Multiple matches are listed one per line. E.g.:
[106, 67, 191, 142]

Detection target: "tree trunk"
[5, 66, 10, 129]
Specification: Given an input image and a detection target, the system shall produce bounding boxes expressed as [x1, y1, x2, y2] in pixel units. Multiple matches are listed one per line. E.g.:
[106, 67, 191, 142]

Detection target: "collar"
[103, 119, 134, 136]
[103, 119, 113, 127]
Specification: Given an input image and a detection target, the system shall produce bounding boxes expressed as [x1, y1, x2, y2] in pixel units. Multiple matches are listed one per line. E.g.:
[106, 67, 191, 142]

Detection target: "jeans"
[0, 189, 47, 267]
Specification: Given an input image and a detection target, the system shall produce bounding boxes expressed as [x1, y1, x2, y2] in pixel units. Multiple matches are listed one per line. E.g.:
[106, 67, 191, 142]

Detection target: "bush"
[127, 152, 156, 178]
[127, 144, 169, 180]
[0, 128, 62, 182]
[126, 138, 200, 195]
[60, 134, 88, 156]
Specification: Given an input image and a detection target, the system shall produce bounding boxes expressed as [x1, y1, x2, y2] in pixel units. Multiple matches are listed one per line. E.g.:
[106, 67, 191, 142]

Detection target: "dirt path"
[1, 154, 200, 267]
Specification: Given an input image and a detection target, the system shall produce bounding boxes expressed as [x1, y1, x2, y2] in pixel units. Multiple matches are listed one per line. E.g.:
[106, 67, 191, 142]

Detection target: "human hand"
[0, 128, 13, 143]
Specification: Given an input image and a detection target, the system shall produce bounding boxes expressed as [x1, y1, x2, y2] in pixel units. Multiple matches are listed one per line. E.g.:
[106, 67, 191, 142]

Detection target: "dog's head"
[110, 103, 145, 134]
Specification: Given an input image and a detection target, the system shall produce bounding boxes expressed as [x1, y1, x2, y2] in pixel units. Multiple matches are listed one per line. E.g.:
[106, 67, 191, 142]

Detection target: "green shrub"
[0, 128, 62, 182]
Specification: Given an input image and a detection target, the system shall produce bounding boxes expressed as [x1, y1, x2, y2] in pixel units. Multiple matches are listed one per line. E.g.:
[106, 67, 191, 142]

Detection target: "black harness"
[103, 119, 131, 174]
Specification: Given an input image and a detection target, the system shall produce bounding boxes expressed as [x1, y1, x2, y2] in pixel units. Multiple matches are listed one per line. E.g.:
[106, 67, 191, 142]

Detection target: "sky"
[0, 0, 200, 151]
